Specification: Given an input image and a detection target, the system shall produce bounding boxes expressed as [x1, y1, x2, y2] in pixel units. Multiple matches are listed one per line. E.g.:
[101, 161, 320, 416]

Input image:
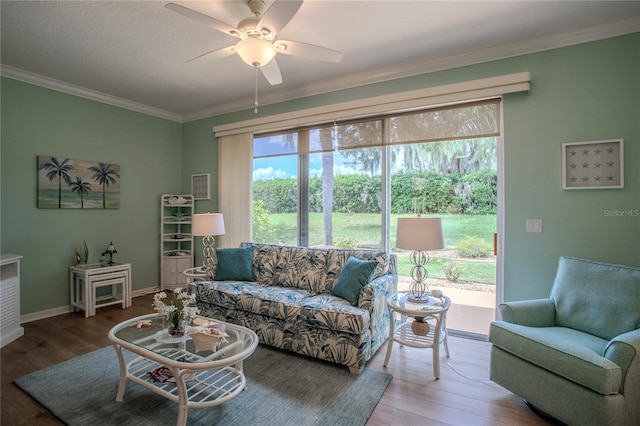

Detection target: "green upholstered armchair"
[489, 257, 640, 426]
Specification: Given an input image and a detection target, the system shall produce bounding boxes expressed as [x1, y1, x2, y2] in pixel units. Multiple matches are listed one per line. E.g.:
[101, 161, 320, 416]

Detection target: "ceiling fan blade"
[165, 2, 240, 38]
[275, 40, 343, 63]
[188, 45, 236, 64]
[258, 0, 303, 38]
[260, 59, 283, 85]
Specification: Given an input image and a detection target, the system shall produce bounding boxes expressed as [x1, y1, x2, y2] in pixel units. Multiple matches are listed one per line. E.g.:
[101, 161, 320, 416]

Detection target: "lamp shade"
[235, 38, 277, 67]
[396, 217, 444, 251]
[192, 213, 225, 237]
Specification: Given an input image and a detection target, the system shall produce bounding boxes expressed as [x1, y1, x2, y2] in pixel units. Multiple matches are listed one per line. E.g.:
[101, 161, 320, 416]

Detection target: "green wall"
[2, 34, 638, 317]
[501, 36, 639, 300]
[182, 34, 639, 302]
[1, 78, 182, 315]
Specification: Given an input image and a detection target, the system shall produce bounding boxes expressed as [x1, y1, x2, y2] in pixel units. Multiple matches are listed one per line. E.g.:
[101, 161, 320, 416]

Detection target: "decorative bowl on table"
[187, 326, 228, 353]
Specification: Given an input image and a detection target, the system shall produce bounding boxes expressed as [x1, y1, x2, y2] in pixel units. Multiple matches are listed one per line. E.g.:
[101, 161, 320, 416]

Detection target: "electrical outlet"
[526, 219, 542, 233]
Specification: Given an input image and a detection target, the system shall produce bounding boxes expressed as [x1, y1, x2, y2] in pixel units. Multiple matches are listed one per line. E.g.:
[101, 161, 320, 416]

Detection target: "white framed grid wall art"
[562, 139, 624, 190]
[191, 173, 210, 200]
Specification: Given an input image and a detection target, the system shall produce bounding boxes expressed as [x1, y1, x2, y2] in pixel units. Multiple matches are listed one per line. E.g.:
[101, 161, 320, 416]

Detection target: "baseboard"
[131, 286, 160, 298]
[448, 329, 489, 341]
[21, 306, 73, 323]
[20, 286, 158, 324]
[0, 326, 24, 347]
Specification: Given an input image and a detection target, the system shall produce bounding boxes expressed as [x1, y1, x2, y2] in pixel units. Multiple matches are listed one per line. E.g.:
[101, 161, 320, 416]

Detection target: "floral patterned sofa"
[194, 242, 397, 374]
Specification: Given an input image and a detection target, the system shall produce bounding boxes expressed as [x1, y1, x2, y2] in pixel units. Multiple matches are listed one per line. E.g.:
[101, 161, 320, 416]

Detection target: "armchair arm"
[604, 328, 640, 395]
[498, 298, 556, 327]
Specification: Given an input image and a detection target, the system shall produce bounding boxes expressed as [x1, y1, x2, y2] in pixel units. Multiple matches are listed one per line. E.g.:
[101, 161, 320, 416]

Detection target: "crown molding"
[0, 65, 183, 123]
[2, 17, 637, 124]
[183, 17, 639, 122]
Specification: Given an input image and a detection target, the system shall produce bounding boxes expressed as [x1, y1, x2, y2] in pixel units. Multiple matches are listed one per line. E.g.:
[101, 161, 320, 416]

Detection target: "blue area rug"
[15, 344, 391, 425]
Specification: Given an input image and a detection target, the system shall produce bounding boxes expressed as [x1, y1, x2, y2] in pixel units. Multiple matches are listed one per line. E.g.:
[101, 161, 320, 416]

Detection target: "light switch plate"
[526, 219, 542, 233]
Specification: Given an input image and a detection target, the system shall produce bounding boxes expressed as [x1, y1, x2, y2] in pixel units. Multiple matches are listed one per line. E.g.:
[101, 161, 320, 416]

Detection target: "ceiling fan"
[165, 0, 343, 86]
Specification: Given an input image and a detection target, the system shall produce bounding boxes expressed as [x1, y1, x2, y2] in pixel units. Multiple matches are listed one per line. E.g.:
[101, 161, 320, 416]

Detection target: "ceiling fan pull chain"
[254, 66, 259, 114]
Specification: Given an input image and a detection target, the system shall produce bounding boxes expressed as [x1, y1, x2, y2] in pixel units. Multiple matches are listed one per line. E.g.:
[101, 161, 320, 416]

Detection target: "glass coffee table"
[108, 314, 258, 426]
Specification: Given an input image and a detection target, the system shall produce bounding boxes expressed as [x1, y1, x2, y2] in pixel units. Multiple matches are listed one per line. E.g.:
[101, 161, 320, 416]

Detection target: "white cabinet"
[161, 194, 193, 291]
[162, 257, 192, 289]
[1, 254, 23, 347]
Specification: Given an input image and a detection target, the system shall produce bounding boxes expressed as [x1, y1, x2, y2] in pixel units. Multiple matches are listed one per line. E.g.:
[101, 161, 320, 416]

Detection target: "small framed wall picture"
[562, 139, 624, 190]
[191, 173, 210, 200]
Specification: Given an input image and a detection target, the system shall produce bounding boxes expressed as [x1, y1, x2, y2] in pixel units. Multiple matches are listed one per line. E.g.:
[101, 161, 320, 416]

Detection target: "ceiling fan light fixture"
[235, 38, 277, 67]
[274, 41, 287, 52]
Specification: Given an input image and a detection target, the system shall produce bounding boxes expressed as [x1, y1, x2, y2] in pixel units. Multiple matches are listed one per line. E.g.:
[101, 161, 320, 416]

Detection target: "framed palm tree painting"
[37, 156, 120, 209]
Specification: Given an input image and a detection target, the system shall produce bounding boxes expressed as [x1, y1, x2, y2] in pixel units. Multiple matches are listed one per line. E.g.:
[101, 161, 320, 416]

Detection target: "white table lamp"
[192, 213, 225, 280]
[396, 217, 444, 303]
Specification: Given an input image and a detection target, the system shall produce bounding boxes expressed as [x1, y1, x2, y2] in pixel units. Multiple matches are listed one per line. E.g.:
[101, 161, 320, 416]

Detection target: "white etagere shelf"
[160, 194, 194, 291]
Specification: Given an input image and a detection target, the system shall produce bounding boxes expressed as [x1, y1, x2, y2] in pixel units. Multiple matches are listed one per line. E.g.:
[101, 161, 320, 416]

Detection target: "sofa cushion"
[298, 294, 370, 335]
[214, 246, 254, 281]
[246, 243, 280, 286]
[490, 321, 622, 395]
[551, 257, 640, 340]
[270, 246, 328, 294]
[196, 280, 263, 309]
[331, 256, 378, 305]
[236, 286, 306, 322]
[245, 243, 325, 292]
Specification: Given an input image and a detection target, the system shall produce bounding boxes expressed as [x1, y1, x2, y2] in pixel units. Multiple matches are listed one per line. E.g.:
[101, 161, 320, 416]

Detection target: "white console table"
[69, 262, 132, 318]
[1, 254, 24, 347]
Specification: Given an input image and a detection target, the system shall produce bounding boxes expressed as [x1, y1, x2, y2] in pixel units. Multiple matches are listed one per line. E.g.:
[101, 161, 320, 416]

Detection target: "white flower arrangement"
[152, 288, 200, 328]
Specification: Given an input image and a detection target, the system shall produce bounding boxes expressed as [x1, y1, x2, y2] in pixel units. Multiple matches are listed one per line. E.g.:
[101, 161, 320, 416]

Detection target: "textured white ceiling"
[1, 1, 638, 121]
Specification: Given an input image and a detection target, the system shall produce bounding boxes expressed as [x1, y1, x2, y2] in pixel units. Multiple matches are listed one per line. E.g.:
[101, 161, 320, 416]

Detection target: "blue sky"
[253, 133, 364, 181]
[253, 154, 360, 180]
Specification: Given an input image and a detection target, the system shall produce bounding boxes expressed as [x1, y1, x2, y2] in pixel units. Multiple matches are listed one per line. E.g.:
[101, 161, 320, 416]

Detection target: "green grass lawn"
[261, 212, 496, 284]
[396, 256, 496, 284]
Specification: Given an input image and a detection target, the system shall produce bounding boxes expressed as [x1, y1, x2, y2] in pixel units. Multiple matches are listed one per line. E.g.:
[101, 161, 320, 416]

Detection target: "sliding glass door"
[252, 99, 500, 336]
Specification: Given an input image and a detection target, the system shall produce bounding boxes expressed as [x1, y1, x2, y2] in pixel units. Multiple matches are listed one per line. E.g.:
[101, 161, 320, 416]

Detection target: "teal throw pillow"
[331, 256, 378, 305]
[214, 246, 254, 281]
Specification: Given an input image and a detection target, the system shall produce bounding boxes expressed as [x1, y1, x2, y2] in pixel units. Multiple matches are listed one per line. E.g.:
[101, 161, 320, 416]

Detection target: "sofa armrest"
[358, 273, 397, 312]
[498, 298, 556, 327]
[357, 273, 397, 355]
[604, 328, 640, 394]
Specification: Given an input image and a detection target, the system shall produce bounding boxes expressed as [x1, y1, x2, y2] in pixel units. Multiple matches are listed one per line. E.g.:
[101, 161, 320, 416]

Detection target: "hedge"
[254, 170, 497, 215]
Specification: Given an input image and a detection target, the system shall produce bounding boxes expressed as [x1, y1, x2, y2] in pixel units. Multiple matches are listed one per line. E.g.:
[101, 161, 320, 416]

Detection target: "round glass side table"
[383, 291, 451, 379]
[182, 266, 209, 293]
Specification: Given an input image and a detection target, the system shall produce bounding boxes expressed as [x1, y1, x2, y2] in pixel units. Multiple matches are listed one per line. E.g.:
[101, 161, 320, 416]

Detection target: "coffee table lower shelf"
[119, 348, 246, 409]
